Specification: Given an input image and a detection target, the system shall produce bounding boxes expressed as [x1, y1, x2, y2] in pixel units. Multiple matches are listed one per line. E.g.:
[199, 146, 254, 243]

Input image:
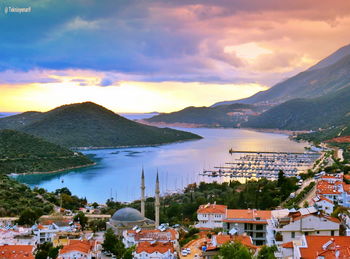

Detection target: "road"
[180, 237, 206, 259]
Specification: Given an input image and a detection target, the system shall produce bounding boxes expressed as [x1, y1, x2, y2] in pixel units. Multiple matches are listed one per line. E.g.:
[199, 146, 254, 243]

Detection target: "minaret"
[141, 168, 145, 217]
[155, 171, 160, 228]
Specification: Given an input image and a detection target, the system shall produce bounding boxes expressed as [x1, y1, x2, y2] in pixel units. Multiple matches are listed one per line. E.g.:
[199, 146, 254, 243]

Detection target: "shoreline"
[71, 137, 202, 150]
[10, 162, 96, 176]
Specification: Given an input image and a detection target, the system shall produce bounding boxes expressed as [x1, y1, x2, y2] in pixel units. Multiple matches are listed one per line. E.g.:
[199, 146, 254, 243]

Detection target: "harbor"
[200, 149, 321, 180]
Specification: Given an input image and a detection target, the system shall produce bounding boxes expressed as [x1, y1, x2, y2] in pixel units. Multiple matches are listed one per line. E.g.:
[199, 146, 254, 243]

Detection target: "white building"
[195, 203, 227, 229]
[316, 173, 350, 208]
[32, 221, 79, 244]
[271, 208, 340, 244]
[313, 195, 334, 215]
[58, 240, 99, 259]
[133, 241, 176, 259]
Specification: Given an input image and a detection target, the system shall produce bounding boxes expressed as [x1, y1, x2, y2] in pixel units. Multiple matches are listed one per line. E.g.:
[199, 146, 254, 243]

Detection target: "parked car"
[181, 250, 188, 256]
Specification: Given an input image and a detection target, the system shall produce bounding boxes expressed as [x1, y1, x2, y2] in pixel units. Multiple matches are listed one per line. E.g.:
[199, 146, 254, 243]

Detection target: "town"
[1, 148, 350, 259]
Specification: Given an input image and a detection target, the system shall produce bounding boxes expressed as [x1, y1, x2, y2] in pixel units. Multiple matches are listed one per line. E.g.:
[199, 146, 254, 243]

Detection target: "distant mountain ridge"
[212, 43, 350, 107]
[146, 103, 260, 127]
[243, 85, 350, 130]
[0, 102, 201, 148]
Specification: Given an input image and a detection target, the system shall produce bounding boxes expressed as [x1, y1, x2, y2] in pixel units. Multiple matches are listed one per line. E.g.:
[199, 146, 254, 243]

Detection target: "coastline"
[71, 137, 202, 150]
[10, 162, 96, 176]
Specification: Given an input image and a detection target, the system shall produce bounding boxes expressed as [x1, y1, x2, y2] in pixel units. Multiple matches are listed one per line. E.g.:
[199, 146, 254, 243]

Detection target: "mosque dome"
[111, 207, 145, 222]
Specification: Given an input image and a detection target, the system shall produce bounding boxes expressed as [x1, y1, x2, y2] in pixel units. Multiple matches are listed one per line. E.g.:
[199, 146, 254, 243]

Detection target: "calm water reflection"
[15, 128, 308, 203]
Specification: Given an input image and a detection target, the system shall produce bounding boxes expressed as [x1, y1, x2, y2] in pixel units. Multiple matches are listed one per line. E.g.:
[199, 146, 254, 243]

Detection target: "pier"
[201, 150, 321, 180]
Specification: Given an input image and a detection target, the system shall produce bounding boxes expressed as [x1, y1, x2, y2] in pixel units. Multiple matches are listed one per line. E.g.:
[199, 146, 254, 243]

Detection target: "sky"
[1, 0, 350, 113]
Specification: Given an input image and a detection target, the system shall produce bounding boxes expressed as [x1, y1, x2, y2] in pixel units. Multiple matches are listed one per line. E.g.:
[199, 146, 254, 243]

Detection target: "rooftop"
[224, 209, 271, 224]
[135, 241, 175, 254]
[299, 236, 350, 259]
[197, 203, 227, 214]
[0, 245, 34, 259]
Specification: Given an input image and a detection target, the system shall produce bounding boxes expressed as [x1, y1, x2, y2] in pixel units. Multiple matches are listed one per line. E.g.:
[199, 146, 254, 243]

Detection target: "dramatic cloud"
[0, 0, 349, 85]
[1, 0, 350, 112]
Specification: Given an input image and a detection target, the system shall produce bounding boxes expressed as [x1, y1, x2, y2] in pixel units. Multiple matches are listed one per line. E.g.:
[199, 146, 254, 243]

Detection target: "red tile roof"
[224, 209, 271, 224]
[135, 242, 174, 254]
[0, 245, 34, 259]
[59, 240, 95, 255]
[197, 204, 227, 214]
[317, 180, 342, 195]
[282, 241, 293, 248]
[208, 235, 258, 251]
[299, 236, 350, 259]
[314, 195, 334, 204]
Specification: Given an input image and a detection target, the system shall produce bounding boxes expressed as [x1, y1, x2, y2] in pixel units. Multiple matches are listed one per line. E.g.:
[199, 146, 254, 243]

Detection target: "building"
[195, 203, 227, 229]
[0, 217, 19, 227]
[123, 228, 179, 248]
[0, 244, 34, 259]
[316, 173, 350, 208]
[133, 241, 176, 259]
[32, 220, 79, 244]
[0, 228, 34, 246]
[313, 195, 334, 215]
[223, 209, 272, 246]
[106, 207, 155, 236]
[294, 235, 350, 259]
[271, 208, 340, 244]
[106, 170, 160, 235]
[58, 240, 99, 259]
[203, 234, 258, 259]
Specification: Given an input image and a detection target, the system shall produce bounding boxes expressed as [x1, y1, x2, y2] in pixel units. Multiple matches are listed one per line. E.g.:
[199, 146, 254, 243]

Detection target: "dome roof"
[111, 207, 145, 222]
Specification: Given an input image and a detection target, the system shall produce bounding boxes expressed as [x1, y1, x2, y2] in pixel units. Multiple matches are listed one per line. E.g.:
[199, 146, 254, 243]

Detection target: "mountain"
[212, 44, 350, 107]
[0, 129, 93, 174]
[0, 102, 201, 148]
[243, 85, 350, 130]
[0, 111, 43, 130]
[145, 103, 260, 127]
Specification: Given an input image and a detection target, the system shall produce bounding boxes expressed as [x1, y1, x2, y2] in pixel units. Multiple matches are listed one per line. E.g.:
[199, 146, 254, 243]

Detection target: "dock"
[201, 150, 321, 180]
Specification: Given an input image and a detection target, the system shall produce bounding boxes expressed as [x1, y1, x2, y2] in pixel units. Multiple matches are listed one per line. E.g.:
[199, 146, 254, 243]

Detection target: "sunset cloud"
[0, 0, 350, 112]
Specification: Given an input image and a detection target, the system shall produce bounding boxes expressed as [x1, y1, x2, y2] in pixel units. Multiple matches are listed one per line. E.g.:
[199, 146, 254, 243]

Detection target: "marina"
[201, 150, 321, 180]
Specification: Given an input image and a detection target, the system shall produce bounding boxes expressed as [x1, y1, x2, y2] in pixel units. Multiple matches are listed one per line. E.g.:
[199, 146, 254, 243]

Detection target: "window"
[317, 231, 320, 234]
[256, 232, 264, 238]
[256, 225, 263, 230]
[291, 232, 295, 238]
[331, 230, 334, 236]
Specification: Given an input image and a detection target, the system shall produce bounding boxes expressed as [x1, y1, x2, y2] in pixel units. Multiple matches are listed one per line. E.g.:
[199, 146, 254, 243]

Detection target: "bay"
[15, 128, 308, 203]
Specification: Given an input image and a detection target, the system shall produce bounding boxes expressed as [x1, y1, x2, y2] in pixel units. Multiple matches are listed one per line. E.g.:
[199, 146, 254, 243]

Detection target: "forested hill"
[146, 103, 259, 127]
[0, 129, 93, 174]
[0, 102, 201, 148]
[243, 85, 350, 131]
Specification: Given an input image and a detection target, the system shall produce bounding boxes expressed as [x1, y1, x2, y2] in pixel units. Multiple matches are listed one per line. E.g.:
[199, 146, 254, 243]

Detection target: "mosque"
[106, 169, 160, 235]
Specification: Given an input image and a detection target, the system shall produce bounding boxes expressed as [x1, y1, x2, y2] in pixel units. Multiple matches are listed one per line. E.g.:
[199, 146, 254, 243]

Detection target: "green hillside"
[0, 129, 93, 174]
[0, 174, 53, 217]
[146, 103, 259, 127]
[243, 85, 350, 130]
[0, 111, 43, 130]
[213, 46, 350, 107]
[0, 102, 201, 148]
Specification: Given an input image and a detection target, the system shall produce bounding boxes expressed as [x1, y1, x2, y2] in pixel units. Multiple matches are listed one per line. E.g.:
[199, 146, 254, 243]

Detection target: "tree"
[277, 170, 285, 187]
[257, 245, 277, 259]
[17, 208, 38, 226]
[103, 228, 118, 253]
[92, 202, 99, 208]
[215, 242, 253, 259]
[35, 242, 61, 259]
[55, 187, 72, 196]
[74, 211, 88, 230]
